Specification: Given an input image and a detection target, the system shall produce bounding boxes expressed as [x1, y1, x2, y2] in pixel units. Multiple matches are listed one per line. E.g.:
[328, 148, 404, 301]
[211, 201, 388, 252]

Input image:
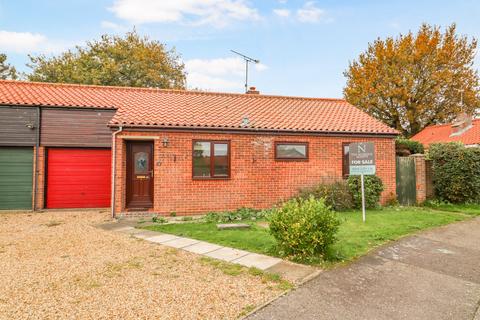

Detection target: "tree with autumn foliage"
[27, 30, 186, 89]
[344, 24, 480, 137]
[0, 53, 17, 80]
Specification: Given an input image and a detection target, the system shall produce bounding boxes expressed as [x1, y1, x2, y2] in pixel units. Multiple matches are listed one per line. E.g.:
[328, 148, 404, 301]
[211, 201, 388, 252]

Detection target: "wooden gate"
[396, 157, 416, 205]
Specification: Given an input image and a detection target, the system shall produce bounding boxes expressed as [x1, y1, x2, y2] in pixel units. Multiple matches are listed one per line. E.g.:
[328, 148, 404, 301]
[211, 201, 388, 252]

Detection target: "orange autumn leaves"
[344, 24, 479, 137]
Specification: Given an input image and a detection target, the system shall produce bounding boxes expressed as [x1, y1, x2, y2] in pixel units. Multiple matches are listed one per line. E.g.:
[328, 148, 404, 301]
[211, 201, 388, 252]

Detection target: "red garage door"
[47, 148, 111, 208]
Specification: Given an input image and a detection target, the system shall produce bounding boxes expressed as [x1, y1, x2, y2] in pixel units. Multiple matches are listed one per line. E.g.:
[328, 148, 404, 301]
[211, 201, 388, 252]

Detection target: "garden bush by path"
[269, 197, 340, 261]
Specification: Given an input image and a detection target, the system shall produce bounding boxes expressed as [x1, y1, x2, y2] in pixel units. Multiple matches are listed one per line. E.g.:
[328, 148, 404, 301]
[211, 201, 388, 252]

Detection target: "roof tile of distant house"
[411, 119, 480, 146]
[0, 80, 398, 135]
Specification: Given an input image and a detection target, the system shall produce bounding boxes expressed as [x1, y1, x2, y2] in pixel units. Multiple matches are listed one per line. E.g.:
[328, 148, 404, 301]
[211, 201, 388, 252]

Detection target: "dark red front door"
[126, 141, 153, 209]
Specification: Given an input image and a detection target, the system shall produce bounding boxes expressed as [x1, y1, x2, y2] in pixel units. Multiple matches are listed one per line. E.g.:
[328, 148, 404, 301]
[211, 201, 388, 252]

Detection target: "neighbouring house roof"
[411, 119, 480, 147]
[0, 80, 398, 135]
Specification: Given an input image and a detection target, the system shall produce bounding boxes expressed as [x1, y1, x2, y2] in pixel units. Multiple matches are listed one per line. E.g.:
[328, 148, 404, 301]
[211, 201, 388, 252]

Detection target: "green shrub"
[347, 175, 384, 209]
[395, 138, 424, 156]
[428, 142, 480, 203]
[298, 181, 354, 211]
[268, 196, 341, 260]
[152, 215, 167, 224]
[204, 207, 269, 223]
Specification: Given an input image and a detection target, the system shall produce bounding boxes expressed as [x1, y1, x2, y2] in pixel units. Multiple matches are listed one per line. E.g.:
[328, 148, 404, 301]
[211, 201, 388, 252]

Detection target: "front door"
[126, 141, 154, 209]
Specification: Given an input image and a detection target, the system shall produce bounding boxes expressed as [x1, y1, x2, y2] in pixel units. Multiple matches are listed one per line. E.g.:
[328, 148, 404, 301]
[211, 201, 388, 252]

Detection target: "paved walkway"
[98, 222, 318, 284]
[248, 217, 480, 320]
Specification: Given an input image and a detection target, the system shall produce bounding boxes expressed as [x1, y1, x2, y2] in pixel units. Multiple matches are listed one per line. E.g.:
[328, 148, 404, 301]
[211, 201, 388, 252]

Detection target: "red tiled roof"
[0, 80, 398, 135]
[411, 119, 480, 146]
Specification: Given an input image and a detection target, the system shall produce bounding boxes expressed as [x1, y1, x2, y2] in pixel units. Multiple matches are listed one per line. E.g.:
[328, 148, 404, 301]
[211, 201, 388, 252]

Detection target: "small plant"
[269, 196, 341, 260]
[152, 215, 167, 224]
[203, 208, 269, 223]
[423, 198, 451, 208]
[347, 175, 384, 209]
[181, 216, 193, 221]
[298, 180, 354, 211]
[169, 211, 177, 217]
[384, 192, 399, 207]
[204, 212, 221, 223]
[239, 305, 256, 317]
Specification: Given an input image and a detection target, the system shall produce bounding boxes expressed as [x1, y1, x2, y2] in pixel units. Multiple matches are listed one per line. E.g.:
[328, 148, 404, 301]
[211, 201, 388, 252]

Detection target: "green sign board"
[349, 142, 376, 175]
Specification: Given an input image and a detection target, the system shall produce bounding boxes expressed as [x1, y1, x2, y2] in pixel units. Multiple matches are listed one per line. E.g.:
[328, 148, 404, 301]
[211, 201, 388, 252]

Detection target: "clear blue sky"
[1, 0, 479, 98]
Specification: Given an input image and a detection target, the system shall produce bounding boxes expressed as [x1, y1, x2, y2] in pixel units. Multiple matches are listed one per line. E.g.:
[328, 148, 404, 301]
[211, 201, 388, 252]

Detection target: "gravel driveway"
[0, 210, 283, 319]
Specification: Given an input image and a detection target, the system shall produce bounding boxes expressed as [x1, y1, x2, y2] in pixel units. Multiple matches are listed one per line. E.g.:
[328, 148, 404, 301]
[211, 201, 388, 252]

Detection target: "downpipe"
[111, 126, 123, 219]
[33, 107, 40, 211]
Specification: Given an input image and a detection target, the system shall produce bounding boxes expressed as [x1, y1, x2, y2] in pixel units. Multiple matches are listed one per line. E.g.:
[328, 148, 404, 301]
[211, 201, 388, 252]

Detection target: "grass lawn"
[327, 207, 467, 264]
[423, 202, 480, 216]
[142, 206, 475, 266]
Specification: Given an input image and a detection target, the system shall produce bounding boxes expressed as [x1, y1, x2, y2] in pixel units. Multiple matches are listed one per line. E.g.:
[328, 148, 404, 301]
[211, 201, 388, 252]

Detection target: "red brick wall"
[411, 154, 426, 204]
[33, 146, 45, 210]
[114, 131, 396, 216]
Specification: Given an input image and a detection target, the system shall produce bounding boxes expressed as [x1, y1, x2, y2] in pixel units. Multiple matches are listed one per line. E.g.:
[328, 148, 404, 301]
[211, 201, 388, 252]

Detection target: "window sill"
[275, 158, 309, 162]
[192, 176, 231, 180]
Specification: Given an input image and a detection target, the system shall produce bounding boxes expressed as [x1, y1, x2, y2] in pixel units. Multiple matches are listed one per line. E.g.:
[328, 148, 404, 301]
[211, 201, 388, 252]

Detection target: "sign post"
[349, 142, 376, 223]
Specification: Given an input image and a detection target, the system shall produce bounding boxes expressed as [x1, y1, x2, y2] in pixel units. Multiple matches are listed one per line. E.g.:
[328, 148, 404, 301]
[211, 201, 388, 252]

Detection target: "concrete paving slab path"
[205, 247, 250, 262]
[132, 230, 161, 239]
[232, 253, 282, 270]
[248, 217, 480, 320]
[98, 221, 320, 283]
[110, 226, 135, 232]
[162, 237, 200, 249]
[146, 234, 179, 244]
[182, 241, 223, 254]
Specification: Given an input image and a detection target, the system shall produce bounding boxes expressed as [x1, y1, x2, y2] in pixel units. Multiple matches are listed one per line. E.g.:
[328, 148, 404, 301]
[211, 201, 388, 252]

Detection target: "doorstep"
[98, 221, 320, 284]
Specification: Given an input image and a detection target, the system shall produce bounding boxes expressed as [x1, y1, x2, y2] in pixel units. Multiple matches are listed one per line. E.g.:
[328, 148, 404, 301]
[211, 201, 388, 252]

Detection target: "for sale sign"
[349, 142, 376, 175]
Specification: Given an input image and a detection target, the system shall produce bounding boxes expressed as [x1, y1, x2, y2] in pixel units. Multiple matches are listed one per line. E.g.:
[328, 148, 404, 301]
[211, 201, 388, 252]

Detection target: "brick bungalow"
[109, 87, 398, 217]
[0, 80, 398, 216]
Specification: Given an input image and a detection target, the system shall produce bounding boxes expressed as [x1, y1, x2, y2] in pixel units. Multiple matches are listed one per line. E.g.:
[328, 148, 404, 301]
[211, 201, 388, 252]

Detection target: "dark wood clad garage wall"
[41, 108, 115, 147]
[0, 106, 38, 146]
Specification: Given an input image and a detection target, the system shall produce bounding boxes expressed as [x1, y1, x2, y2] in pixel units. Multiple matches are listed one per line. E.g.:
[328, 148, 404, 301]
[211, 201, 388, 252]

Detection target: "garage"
[46, 148, 111, 208]
[0, 147, 33, 210]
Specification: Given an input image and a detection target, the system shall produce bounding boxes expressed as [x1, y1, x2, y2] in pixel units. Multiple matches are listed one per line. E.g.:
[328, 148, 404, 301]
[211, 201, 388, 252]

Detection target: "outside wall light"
[25, 123, 35, 129]
[162, 137, 169, 147]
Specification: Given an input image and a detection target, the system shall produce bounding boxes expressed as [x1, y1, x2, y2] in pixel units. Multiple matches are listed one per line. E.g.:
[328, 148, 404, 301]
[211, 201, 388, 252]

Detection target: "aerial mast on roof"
[231, 50, 259, 93]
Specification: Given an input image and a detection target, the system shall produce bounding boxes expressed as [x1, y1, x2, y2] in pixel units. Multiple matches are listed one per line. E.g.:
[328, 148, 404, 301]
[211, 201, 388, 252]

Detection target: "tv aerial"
[231, 50, 260, 93]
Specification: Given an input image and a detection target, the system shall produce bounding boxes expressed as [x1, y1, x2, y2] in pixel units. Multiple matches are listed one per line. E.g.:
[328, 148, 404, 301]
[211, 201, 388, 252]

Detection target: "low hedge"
[428, 142, 480, 203]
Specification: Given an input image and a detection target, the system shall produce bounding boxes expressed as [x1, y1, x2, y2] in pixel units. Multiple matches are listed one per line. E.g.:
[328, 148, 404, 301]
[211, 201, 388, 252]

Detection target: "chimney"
[450, 112, 473, 136]
[246, 86, 259, 94]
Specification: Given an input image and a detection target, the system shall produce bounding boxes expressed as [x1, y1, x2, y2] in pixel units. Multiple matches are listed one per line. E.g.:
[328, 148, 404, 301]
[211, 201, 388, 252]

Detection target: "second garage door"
[46, 148, 111, 208]
[0, 147, 33, 210]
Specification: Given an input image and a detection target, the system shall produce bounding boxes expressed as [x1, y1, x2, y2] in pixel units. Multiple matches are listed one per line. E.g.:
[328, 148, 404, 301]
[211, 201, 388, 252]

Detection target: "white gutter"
[111, 126, 123, 219]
